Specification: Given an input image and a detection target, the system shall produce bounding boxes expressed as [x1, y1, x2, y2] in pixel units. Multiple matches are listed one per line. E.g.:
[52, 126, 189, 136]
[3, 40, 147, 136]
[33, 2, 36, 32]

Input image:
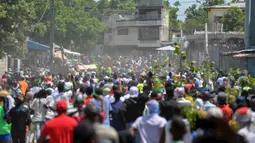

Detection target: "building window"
[139, 27, 159, 40]
[117, 28, 128, 35]
[214, 16, 223, 23]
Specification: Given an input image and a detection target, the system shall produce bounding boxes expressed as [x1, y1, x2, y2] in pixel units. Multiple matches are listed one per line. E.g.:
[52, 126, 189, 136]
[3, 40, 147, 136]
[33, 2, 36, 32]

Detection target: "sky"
[174, 0, 233, 21]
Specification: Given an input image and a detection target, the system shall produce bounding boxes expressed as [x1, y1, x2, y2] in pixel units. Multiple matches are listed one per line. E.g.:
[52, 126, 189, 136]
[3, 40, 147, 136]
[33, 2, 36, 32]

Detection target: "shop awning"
[27, 40, 49, 51]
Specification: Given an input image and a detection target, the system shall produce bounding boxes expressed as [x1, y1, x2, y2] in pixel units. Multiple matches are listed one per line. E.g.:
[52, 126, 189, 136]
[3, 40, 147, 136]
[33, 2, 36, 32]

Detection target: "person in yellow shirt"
[18, 77, 28, 95]
[137, 78, 144, 93]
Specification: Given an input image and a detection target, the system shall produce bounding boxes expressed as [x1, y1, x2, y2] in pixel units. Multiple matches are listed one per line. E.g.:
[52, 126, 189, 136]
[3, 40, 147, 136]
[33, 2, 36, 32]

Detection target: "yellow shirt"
[185, 96, 194, 107]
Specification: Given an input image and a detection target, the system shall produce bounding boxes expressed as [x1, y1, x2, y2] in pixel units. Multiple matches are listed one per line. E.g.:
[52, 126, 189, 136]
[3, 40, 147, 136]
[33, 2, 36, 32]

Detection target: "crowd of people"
[0, 63, 255, 143]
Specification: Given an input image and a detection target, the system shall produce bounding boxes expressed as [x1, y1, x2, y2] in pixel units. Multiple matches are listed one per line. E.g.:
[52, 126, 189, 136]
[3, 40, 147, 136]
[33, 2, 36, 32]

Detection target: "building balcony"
[115, 14, 164, 27]
[138, 40, 161, 47]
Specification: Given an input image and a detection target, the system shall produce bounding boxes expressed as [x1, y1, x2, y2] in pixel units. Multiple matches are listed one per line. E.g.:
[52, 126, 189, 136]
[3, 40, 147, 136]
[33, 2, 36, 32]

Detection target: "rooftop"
[208, 1, 245, 9]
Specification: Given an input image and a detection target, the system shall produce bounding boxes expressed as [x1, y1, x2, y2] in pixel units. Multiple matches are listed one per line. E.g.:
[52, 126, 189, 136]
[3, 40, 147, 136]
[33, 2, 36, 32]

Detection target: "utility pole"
[49, 0, 55, 70]
[205, 23, 209, 61]
[245, 0, 251, 49]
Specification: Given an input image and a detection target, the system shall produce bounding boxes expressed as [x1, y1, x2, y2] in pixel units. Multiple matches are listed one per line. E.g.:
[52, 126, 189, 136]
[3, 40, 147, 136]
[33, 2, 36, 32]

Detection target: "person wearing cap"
[236, 107, 255, 143]
[217, 92, 233, 122]
[89, 88, 112, 126]
[201, 91, 216, 111]
[130, 100, 167, 143]
[39, 100, 77, 143]
[234, 107, 253, 130]
[8, 94, 31, 143]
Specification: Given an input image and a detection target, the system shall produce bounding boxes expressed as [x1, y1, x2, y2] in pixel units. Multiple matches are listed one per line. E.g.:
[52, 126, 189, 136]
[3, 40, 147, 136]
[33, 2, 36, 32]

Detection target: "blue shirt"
[90, 98, 112, 126]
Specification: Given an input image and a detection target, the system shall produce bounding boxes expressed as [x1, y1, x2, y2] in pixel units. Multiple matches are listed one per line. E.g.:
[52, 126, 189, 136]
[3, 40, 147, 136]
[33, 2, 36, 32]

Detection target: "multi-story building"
[102, 0, 169, 51]
[207, 0, 245, 32]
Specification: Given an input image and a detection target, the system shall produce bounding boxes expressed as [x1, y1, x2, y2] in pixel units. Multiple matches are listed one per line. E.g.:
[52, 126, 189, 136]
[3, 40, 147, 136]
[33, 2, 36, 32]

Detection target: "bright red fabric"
[41, 114, 77, 143]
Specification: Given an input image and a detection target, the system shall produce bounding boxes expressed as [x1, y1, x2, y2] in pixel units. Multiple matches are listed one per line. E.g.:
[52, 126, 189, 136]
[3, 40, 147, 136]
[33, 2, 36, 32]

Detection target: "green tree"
[118, 0, 136, 10]
[0, 0, 38, 57]
[183, 4, 208, 34]
[110, 0, 120, 9]
[53, 0, 105, 51]
[25, 0, 106, 52]
[222, 7, 245, 32]
[168, 1, 182, 39]
[207, 0, 225, 6]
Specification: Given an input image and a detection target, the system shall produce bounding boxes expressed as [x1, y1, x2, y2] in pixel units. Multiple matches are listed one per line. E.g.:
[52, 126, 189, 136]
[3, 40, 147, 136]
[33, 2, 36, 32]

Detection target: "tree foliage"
[207, 0, 224, 6]
[0, 0, 111, 57]
[168, 1, 182, 39]
[222, 7, 245, 32]
[183, 4, 208, 34]
[182, 0, 225, 35]
[0, 0, 37, 57]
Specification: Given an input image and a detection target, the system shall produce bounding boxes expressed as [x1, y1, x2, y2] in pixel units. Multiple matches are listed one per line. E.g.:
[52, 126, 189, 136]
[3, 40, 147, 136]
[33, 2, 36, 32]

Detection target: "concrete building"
[102, 0, 169, 52]
[185, 1, 247, 71]
[186, 31, 245, 70]
[207, 0, 245, 32]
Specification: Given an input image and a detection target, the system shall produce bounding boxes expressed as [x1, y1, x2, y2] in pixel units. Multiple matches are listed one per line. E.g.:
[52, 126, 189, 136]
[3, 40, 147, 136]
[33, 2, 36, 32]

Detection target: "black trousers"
[11, 133, 26, 143]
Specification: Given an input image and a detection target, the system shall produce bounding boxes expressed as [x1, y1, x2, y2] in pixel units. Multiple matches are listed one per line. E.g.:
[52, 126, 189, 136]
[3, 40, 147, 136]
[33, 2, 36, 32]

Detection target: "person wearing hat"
[39, 100, 77, 143]
[89, 88, 112, 126]
[8, 94, 31, 143]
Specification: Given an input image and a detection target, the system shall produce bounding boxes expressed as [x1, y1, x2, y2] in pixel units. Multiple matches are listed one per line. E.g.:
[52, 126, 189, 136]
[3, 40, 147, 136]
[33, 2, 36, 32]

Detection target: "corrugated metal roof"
[233, 53, 255, 58]
[239, 49, 255, 53]
[209, 2, 245, 9]
[222, 49, 255, 56]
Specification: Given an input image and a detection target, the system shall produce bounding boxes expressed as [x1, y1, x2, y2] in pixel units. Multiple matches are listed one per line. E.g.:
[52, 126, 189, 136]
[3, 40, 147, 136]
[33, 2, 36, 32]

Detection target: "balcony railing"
[115, 14, 163, 26]
[116, 14, 162, 21]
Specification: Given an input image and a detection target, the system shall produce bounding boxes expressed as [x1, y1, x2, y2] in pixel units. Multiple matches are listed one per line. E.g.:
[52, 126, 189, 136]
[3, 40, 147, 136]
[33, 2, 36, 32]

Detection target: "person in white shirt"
[130, 100, 167, 143]
[30, 89, 48, 141]
[50, 82, 73, 109]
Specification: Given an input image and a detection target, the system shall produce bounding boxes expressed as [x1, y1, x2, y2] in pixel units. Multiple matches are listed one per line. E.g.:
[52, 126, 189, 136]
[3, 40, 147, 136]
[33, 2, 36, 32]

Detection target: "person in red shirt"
[39, 100, 77, 143]
[217, 92, 233, 122]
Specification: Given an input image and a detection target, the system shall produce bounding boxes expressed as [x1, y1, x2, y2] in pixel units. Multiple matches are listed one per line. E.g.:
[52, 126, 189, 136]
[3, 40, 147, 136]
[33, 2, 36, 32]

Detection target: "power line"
[35, 0, 49, 24]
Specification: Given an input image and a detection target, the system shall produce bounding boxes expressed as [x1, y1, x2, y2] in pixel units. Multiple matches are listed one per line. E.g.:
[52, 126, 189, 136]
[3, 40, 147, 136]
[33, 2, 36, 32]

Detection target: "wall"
[114, 27, 138, 46]
[186, 34, 246, 71]
[0, 55, 8, 76]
